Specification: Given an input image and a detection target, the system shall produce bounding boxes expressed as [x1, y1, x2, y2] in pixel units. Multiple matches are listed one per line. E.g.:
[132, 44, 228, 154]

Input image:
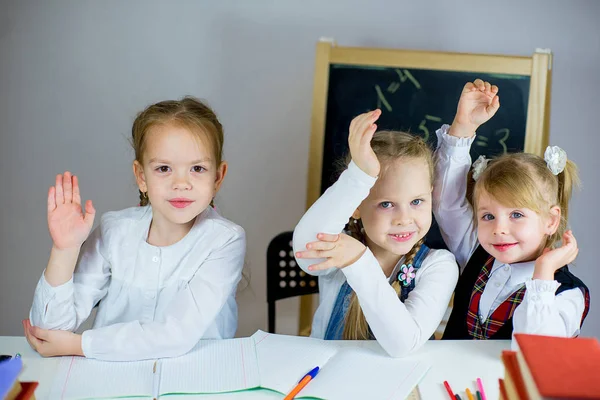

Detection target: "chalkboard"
[321, 67, 531, 192]
[305, 41, 552, 249]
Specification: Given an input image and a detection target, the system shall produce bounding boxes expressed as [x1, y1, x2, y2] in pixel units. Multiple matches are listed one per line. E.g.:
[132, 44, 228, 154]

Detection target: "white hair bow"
[544, 146, 567, 175]
[472, 155, 489, 181]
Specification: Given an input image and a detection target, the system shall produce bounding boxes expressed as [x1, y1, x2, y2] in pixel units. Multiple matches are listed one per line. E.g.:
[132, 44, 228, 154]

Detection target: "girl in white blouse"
[25, 97, 246, 361]
[434, 79, 589, 341]
[293, 109, 458, 357]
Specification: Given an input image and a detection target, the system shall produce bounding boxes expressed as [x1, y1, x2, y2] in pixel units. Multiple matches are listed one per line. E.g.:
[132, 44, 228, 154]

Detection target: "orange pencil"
[466, 388, 475, 400]
[283, 366, 320, 400]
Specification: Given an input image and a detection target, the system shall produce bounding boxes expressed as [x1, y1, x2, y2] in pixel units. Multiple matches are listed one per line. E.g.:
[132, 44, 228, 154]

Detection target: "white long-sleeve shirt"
[432, 124, 585, 338]
[30, 205, 246, 361]
[293, 161, 458, 357]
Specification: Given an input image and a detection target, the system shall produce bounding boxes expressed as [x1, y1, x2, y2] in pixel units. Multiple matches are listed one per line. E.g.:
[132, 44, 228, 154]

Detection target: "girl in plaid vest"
[293, 110, 459, 357]
[434, 79, 589, 341]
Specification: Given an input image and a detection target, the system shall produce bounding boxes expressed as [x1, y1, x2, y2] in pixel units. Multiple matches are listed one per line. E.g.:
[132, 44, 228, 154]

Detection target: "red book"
[514, 333, 600, 399]
[499, 378, 508, 400]
[15, 381, 38, 400]
[502, 350, 529, 400]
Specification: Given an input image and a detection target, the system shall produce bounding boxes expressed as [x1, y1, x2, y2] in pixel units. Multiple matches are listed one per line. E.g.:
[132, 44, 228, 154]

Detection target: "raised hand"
[349, 109, 382, 177]
[449, 79, 500, 138]
[47, 172, 95, 250]
[295, 233, 367, 271]
[533, 230, 579, 280]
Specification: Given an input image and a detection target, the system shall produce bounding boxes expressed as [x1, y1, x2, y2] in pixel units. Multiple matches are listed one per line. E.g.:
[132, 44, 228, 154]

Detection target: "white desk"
[0, 337, 509, 400]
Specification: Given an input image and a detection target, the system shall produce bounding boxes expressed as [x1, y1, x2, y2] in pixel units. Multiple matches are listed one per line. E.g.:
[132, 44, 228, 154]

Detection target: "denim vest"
[324, 244, 430, 340]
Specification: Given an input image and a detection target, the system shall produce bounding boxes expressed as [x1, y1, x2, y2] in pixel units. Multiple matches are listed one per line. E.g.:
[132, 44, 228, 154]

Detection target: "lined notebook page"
[252, 331, 338, 395]
[49, 356, 154, 400]
[300, 346, 430, 400]
[159, 337, 260, 395]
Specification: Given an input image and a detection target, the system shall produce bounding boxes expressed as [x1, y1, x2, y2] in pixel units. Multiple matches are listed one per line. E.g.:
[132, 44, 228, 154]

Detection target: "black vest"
[443, 245, 590, 340]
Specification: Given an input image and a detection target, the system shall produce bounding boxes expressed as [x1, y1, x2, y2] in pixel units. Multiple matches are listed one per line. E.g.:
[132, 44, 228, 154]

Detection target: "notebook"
[514, 333, 600, 400]
[49, 337, 260, 399]
[252, 330, 430, 400]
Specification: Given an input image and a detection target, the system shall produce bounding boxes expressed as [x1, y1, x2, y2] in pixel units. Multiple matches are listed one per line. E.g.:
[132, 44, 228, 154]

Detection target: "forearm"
[293, 161, 376, 275]
[44, 246, 81, 287]
[342, 250, 458, 357]
[433, 125, 478, 268]
[512, 283, 584, 338]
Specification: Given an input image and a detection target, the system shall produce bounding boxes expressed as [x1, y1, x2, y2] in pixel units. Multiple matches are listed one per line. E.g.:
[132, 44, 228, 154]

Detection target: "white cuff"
[81, 330, 93, 357]
[342, 248, 386, 284]
[39, 271, 74, 303]
[435, 124, 476, 158]
[524, 279, 560, 303]
[347, 160, 378, 185]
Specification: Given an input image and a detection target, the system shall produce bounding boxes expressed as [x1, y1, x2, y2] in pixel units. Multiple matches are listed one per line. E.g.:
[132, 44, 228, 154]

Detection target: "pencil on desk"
[476, 390, 482, 400]
[455, 394, 462, 400]
[466, 388, 474, 400]
[443, 381, 455, 400]
[476, 378, 487, 400]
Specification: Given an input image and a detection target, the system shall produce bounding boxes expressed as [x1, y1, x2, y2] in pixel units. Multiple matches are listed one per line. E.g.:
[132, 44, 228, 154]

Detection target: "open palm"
[454, 79, 500, 130]
[47, 172, 95, 250]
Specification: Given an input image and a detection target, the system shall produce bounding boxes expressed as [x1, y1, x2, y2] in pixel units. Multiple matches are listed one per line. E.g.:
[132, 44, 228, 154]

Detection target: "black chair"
[266, 231, 319, 333]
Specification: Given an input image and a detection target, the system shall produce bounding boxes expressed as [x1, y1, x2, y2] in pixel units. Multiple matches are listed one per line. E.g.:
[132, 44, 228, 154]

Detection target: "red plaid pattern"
[466, 256, 526, 340]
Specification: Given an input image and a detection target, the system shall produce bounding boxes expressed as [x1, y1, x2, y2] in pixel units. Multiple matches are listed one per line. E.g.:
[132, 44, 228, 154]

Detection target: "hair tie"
[544, 145, 567, 175]
[471, 155, 489, 181]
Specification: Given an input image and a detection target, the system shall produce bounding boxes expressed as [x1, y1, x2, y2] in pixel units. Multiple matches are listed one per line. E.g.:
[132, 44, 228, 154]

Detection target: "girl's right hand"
[48, 172, 95, 250]
[449, 79, 500, 138]
[349, 109, 382, 177]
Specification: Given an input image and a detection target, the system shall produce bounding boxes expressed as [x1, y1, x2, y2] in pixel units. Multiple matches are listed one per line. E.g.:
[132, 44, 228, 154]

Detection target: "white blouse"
[432, 124, 585, 338]
[293, 161, 459, 357]
[30, 205, 246, 361]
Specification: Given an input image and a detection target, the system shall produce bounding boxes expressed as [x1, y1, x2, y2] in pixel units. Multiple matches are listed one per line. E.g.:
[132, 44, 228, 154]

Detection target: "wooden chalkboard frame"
[298, 39, 552, 336]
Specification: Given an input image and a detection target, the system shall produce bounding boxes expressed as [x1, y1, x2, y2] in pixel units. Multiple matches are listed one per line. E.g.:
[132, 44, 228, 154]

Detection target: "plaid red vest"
[443, 245, 590, 340]
[465, 256, 526, 339]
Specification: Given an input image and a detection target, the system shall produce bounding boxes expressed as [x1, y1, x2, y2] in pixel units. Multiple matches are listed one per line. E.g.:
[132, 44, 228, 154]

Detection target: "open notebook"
[252, 330, 430, 400]
[49, 337, 260, 399]
[50, 331, 430, 399]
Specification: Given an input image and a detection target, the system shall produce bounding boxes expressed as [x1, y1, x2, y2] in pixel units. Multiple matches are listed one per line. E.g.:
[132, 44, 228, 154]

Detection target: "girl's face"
[475, 190, 560, 264]
[356, 157, 432, 266]
[133, 123, 227, 231]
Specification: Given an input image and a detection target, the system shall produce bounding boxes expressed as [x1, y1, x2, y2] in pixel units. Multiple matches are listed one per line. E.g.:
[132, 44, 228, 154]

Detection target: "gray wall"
[1, 0, 598, 338]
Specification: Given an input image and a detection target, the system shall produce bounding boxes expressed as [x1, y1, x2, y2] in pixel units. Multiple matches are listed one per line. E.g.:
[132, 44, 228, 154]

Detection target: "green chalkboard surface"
[319, 66, 530, 249]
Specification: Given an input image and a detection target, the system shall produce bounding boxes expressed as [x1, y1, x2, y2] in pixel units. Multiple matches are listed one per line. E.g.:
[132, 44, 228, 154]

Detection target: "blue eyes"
[481, 212, 524, 221]
[378, 199, 424, 209]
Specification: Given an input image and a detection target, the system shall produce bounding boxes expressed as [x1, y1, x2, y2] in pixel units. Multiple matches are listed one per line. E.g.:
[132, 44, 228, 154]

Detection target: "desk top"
[0, 337, 510, 400]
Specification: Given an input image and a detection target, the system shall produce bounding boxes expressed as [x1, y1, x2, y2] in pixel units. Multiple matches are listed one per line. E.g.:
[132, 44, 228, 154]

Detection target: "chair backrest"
[266, 231, 319, 304]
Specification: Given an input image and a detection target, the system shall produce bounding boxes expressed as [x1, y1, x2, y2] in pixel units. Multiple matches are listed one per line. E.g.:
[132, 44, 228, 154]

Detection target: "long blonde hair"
[131, 96, 224, 206]
[342, 131, 434, 340]
[473, 152, 579, 249]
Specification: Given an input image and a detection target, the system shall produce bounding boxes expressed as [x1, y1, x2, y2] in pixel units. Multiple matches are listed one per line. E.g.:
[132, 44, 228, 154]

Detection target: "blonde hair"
[342, 131, 434, 340]
[131, 96, 224, 206]
[473, 152, 580, 249]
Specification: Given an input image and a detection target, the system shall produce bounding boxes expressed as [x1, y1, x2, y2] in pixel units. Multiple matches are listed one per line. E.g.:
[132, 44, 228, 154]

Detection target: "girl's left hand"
[533, 230, 579, 280]
[23, 319, 84, 357]
[295, 233, 366, 271]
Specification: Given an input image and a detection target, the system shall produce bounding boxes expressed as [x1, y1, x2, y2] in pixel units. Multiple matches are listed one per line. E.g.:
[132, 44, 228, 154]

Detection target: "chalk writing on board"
[475, 128, 511, 154]
[375, 69, 422, 112]
[418, 115, 442, 142]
